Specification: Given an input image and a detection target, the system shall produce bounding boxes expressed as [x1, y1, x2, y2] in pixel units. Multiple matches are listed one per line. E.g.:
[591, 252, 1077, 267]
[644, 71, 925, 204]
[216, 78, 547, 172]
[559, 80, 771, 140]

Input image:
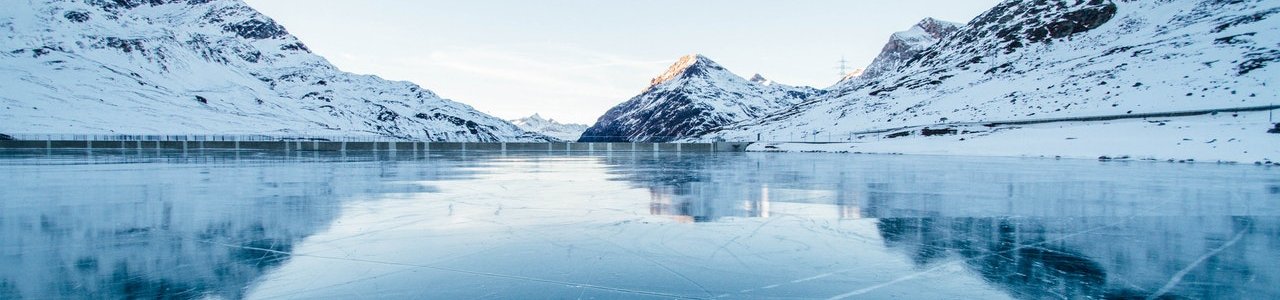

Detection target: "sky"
[242, 0, 1002, 125]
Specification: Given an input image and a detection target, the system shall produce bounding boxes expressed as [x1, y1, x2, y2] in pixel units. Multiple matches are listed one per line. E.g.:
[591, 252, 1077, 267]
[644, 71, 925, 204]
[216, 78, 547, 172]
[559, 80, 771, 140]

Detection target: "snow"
[840, 68, 865, 82]
[0, 0, 534, 141]
[580, 54, 823, 142]
[749, 110, 1280, 163]
[702, 0, 1280, 162]
[842, 17, 961, 83]
[508, 113, 588, 141]
[646, 53, 706, 89]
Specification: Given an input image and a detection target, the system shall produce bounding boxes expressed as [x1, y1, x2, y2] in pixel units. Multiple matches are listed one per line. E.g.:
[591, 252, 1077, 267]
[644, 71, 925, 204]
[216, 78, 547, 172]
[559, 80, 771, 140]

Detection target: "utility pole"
[837, 56, 850, 77]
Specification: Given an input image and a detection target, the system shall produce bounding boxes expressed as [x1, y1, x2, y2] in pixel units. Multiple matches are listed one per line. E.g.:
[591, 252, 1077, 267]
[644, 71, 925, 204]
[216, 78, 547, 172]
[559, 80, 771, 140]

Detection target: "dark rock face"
[1213, 7, 1280, 33]
[581, 91, 719, 142]
[222, 19, 290, 40]
[104, 37, 145, 54]
[279, 42, 310, 52]
[64, 11, 91, 23]
[1268, 123, 1280, 134]
[974, 0, 1118, 52]
[0, 134, 13, 141]
[88, 0, 194, 11]
[31, 47, 53, 58]
[89, 0, 145, 10]
[1032, 2, 1117, 42]
[1239, 49, 1280, 75]
[413, 113, 504, 142]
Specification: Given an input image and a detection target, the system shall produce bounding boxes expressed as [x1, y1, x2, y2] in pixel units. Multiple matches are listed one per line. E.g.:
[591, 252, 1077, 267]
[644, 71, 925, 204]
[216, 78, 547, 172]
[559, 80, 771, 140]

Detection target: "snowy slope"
[509, 113, 588, 141]
[848, 18, 962, 82]
[0, 0, 537, 141]
[580, 54, 824, 142]
[703, 0, 1279, 160]
[752, 111, 1280, 164]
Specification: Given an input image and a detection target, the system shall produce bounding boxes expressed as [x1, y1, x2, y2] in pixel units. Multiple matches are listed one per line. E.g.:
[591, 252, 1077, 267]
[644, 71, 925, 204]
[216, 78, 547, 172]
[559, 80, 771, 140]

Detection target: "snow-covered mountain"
[0, 0, 538, 141]
[509, 113, 588, 141]
[703, 0, 1279, 161]
[580, 54, 824, 142]
[850, 18, 962, 82]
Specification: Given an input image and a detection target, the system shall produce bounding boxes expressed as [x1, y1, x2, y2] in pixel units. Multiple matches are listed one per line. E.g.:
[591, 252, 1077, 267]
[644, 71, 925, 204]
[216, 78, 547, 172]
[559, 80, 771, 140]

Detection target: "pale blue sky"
[243, 0, 1001, 124]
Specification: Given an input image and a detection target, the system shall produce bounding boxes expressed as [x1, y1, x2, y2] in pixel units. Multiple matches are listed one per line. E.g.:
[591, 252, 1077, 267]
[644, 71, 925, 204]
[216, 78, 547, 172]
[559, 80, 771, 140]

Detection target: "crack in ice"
[1146, 226, 1249, 300]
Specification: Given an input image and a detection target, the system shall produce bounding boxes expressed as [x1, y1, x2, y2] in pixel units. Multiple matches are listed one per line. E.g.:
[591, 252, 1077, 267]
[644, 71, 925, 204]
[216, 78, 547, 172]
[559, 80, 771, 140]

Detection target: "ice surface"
[0, 150, 1277, 299]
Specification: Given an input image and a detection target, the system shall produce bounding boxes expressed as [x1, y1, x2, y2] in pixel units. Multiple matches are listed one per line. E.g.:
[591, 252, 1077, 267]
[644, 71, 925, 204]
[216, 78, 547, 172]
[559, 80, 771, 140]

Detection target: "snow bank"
[750, 111, 1280, 164]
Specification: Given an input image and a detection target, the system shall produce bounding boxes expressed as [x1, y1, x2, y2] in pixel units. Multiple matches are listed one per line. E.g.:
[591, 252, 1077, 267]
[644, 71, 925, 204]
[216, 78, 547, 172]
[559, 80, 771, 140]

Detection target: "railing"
[574, 136, 705, 143]
[0, 134, 722, 143]
[715, 104, 1280, 144]
[1, 133, 412, 142]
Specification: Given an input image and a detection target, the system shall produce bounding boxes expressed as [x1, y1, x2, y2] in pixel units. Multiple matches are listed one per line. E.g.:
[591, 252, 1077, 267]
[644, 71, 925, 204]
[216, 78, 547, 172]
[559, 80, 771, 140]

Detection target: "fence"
[724, 104, 1280, 143]
[0, 133, 397, 142]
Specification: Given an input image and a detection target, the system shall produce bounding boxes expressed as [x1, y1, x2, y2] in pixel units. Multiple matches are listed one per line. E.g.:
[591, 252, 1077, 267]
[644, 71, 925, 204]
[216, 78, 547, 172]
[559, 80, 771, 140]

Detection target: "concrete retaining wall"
[430, 143, 464, 151]
[506, 143, 549, 151]
[0, 140, 747, 152]
[50, 141, 89, 149]
[3, 141, 48, 148]
[203, 141, 236, 150]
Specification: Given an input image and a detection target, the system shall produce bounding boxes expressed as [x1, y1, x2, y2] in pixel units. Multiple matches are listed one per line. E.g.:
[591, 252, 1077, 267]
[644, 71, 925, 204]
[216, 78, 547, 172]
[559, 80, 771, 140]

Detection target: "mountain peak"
[850, 17, 962, 82]
[648, 54, 726, 88]
[894, 17, 962, 42]
[840, 68, 866, 82]
[915, 17, 949, 29]
[584, 52, 825, 143]
[509, 114, 589, 141]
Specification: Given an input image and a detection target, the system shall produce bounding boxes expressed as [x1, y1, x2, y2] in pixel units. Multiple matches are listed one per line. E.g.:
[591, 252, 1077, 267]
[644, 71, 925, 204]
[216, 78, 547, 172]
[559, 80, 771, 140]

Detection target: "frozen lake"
[1, 150, 1277, 299]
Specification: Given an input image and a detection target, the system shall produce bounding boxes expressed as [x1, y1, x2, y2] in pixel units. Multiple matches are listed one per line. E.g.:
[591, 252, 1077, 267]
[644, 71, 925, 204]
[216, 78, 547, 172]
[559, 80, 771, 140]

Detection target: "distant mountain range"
[572, 0, 1278, 161]
[509, 114, 588, 142]
[579, 54, 823, 142]
[704, 0, 1278, 141]
[4, 0, 1275, 156]
[0, 0, 541, 141]
[579, 18, 964, 143]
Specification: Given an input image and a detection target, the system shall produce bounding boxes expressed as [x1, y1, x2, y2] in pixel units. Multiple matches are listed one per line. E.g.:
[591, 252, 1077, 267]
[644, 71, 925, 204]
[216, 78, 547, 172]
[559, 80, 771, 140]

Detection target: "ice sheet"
[0, 150, 1276, 299]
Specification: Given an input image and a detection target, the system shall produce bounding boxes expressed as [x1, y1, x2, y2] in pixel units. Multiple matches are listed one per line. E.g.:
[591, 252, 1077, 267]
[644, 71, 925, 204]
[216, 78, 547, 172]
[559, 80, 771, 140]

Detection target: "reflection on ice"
[0, 151, 459, 299]
[876, 216, 1274, 299]
[606, 153, 1279, 298]
[0, 150, 1276, 299]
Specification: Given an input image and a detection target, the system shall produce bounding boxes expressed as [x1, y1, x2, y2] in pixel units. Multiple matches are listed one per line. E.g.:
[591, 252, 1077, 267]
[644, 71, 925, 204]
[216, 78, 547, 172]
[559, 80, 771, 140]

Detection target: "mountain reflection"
[0, 151, 451, 299]
[874, 216, 1276, 299]
[610, 153, 1280, 299]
